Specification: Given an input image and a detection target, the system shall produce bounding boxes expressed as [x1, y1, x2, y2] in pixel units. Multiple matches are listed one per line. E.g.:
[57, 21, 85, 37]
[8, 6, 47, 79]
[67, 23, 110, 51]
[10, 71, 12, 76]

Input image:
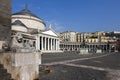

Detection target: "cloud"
[53, 23, 65, 32]
[54, 25, 65, 32]
[45, 20, 65, 32]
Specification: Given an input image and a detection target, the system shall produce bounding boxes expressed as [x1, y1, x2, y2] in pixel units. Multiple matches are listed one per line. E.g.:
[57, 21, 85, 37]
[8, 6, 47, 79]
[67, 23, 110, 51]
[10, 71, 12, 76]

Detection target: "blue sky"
[12, 0, 120, 32]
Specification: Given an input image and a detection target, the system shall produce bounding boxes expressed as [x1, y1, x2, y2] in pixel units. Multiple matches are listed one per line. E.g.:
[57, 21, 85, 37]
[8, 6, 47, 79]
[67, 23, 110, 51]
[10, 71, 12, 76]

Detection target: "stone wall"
[0, 41, 6, 50]
[0, 0, 11, 41]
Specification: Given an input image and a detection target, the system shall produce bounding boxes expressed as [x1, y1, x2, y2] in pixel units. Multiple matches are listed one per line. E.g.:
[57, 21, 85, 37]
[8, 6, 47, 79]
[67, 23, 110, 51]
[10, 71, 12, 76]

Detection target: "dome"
[12, 20, 28, 32]
[12, 8, 46, 30]
[13, 9, 40, 19]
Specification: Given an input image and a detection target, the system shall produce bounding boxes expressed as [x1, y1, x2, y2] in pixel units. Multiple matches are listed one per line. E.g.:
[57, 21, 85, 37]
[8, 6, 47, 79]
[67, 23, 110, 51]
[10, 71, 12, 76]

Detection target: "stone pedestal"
[0, 52, 41, 80]
[12, 52, 41, 80]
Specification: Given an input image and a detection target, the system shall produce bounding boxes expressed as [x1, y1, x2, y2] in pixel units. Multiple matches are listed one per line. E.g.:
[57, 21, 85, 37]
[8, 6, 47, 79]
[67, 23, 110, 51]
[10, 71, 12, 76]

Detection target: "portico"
[36, 29, 60, 53]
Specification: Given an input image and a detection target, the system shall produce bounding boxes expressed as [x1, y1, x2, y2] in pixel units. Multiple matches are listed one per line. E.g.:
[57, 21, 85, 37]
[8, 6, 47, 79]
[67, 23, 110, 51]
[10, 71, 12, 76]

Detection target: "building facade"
[76, 32, 88, 43]
[60, 31, 118, 53]
[60, 31, 77, 42]
[11, 8, 60, 53]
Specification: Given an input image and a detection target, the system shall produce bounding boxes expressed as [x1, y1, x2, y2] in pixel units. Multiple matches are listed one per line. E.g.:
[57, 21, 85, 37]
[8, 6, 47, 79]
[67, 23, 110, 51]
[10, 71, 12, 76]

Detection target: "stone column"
[66, 45, 68, 51]
[35, 36, 38, 50]
[71, 44, 73, 51]
[45, 37, 46, 50]
[40, 36, 41, 50]
[106, 44, 107, 52]
[51, 38, 53, 50]
[73, 45, 74, 51]
[56, 39, 59, 50]
[38, 36, 40, 50]
[49, 38, 51, 50]
[109, 44, 111, 52]
[63, 44, 65, 51]
[35, 36, 40, 50]
[58, 39, 59, 50]
[64, 45, 65, 50]
[41, 37, 43, 50]
[54, 39, 55, 50]
[103, 45, 105, 52]
[57, 39, 59, 51]
[55, 39, 57, 50]
[48, 38, 49, 50]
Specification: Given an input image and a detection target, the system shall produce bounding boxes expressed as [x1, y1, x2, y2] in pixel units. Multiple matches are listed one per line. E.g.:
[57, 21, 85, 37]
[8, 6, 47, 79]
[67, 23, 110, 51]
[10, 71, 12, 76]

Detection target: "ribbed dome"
[13, 8, 40, 19]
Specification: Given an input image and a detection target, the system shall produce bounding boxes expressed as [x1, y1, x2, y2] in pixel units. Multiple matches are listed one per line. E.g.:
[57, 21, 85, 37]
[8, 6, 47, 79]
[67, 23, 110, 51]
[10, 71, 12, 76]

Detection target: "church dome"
[12, 20, 28, 32]
[12, 8, 46, 30]
[13, 9, 40, 19]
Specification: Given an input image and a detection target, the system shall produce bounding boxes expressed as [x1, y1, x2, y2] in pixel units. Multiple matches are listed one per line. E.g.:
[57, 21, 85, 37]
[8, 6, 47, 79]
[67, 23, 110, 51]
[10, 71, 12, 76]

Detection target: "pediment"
[42, 29, 58, 37]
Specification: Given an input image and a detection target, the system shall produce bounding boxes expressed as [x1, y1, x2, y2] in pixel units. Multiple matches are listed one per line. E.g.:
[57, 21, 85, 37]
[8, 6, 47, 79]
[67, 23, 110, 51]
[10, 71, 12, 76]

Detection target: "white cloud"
[45, 20, 65, 32]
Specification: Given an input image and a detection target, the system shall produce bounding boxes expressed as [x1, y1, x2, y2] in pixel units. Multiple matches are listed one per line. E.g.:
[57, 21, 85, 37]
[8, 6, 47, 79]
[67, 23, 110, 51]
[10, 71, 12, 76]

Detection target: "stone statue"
[11, 31, 36, 52]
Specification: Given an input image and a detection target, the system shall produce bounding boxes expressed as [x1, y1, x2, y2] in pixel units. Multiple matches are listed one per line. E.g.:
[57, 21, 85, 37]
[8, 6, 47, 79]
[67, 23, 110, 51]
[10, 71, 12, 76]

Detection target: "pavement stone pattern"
[40, 52, 120, 80]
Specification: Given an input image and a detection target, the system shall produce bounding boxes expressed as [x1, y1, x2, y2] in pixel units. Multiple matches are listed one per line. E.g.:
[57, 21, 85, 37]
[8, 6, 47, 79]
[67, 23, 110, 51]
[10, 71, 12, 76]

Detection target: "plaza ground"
[40, 52, 120, 80]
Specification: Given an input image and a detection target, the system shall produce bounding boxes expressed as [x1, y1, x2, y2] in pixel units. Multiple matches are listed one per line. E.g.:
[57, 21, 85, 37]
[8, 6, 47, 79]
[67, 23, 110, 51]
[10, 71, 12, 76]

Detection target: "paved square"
[40, 52, 120, 80]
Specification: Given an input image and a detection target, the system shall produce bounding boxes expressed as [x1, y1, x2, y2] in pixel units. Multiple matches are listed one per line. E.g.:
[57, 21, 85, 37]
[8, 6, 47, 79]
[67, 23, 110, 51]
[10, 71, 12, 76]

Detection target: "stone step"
[0, 64, 13, 80]
[0, 64, 4, 68]
[0, 69, 7, 73]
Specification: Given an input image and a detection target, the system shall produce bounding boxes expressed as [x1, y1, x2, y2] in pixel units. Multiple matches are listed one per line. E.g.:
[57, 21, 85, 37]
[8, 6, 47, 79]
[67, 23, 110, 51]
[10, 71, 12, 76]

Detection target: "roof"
[12, 20, 28, 28]
[12, 8, 41, 19]
[41, 28, 59, 37]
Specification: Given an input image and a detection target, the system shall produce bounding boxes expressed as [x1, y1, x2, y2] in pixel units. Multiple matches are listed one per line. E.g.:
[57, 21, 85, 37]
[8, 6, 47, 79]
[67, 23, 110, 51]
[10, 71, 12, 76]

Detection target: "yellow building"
[86, 38, 98, 43]
[76, 32, 88, 43]
[76, 31, 117, 43]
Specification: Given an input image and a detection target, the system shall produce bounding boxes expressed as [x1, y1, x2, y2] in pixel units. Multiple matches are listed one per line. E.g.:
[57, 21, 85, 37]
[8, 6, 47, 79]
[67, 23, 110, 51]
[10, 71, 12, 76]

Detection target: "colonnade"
[36, 36, 60, 51]
[60, 43, 115, 52]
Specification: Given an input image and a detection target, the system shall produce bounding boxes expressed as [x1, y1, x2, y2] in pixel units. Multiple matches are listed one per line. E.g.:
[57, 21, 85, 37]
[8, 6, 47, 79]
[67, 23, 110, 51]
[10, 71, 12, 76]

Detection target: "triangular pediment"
[41, 29, 58, 37]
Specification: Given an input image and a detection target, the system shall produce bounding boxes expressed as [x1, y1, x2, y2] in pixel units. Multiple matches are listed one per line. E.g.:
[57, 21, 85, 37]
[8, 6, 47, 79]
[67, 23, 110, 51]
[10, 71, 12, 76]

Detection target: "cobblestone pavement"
[40, 52, 120, 80]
